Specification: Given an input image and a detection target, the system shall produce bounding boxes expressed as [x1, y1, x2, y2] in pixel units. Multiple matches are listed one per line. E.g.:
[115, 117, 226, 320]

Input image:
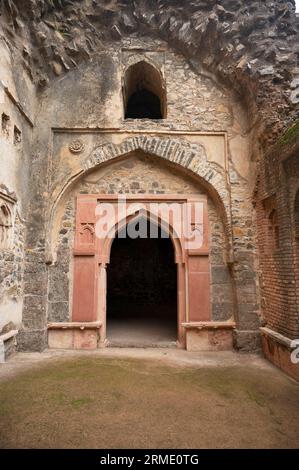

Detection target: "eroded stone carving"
[79, 223, 94, 245]
[0, 191, 16, 251]
[69, 139, 84, 154]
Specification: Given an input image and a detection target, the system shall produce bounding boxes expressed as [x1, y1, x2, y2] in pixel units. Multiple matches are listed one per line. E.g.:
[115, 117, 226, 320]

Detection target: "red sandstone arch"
[71, 194, 211, 348]
[102, 209, 184, 264]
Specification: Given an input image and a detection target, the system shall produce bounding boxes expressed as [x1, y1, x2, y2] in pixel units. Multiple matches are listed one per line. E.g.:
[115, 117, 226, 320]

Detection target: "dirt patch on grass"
[0, 357, 298, 448]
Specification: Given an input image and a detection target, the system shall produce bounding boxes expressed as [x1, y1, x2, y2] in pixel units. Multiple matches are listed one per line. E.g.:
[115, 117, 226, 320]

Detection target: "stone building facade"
[0, 1, 298, 379]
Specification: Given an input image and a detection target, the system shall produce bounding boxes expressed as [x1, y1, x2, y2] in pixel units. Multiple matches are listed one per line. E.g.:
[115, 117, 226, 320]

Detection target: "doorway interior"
[106, 219, 177, 347]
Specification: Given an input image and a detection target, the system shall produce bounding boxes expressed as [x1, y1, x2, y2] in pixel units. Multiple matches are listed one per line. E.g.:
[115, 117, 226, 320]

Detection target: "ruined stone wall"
[20, 38, 259, 349]
[1, 1, 298, 142]
[12, 28, 259, 352]
[1, 1, 296, 353]
[0, 39, 34, 332]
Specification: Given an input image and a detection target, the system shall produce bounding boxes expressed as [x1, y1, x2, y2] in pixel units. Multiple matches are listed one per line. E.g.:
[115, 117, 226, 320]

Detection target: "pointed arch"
[102, 207, 184, 265]
[46, 136, 232, 261]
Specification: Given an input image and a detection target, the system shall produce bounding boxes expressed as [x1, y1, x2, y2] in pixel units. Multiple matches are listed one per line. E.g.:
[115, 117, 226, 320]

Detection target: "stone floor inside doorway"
[107, 318, 177, 347]
[0, 348, 298, 449]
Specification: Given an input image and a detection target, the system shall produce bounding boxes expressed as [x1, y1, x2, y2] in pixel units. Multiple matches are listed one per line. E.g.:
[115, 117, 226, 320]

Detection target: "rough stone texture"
[233, 330, 262, 353]
[1, 1, 298, 143]
[17, 329, 47, 352]
[0, 214, 25, 309]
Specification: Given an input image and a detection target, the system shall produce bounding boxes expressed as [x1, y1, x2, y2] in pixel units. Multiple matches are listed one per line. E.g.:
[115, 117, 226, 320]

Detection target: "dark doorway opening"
[125, 89, 163, 119]
[107, 220, 177, 346]
[123, 61, 166, 120]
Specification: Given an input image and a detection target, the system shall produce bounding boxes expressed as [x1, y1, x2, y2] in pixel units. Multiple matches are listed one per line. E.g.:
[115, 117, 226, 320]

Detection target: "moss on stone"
[278, 119, 299, 146]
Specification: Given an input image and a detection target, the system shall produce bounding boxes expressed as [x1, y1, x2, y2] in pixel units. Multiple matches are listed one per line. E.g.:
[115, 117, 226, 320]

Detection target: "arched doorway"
[70, 193, 211, 350]
[106, 219, 177, 346]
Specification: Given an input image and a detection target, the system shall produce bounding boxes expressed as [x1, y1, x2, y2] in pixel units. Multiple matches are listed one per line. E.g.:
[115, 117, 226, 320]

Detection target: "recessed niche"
[123, 61, 166, 120]
[13, 125, 22, 145]
[1, 113, 10, 137]
[268, 209, 280, 251]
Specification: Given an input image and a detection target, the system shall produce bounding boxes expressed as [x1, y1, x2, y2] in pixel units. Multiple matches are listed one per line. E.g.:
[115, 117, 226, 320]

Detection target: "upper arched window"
[123, 61, 166, 120]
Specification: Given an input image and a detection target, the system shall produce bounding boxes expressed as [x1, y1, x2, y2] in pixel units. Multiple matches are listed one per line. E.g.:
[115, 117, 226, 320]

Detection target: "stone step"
[107, 340, 177, 349]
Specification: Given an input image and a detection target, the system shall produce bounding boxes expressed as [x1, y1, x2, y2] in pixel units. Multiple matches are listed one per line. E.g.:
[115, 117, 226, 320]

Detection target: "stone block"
[17, 329, 47, 352]
[211, 266, 231, 284]
[186, 328, 233, 352]
[233, 329, 261, 353]
[212, 302, 234, 321]
[23, 296, 46, 329]
[48, 329, 73, 349]
[47, 324, 100, 350]
[237, 304, 261, 329]
[73, 329, 98, 349]
[48, 301, 69, 322]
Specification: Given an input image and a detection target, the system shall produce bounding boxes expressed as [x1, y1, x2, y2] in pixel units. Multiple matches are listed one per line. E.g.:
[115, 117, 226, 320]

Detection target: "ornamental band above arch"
[45, 135, 233, 260]
[84, 136, 231, 222]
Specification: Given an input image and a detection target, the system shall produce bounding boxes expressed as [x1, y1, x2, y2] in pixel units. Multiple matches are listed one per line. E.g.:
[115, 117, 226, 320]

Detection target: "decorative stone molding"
[69, 193, 211, 349]
[85, 135, 231, 228]
[260, 327, 299, 382]
[69, 139, 85, 154]
[47, 135, 233, 262]
[182, 321, 236, 330]
[260, 327, 295, 350]
[0, 190, 16, 250]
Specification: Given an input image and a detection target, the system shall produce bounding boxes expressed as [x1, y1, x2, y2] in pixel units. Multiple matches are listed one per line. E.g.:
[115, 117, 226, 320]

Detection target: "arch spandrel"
[46, 135, 232, 262]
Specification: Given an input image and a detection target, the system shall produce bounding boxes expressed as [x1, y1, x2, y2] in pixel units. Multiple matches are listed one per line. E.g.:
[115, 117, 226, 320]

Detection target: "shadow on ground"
[0, 357, 299, 448]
